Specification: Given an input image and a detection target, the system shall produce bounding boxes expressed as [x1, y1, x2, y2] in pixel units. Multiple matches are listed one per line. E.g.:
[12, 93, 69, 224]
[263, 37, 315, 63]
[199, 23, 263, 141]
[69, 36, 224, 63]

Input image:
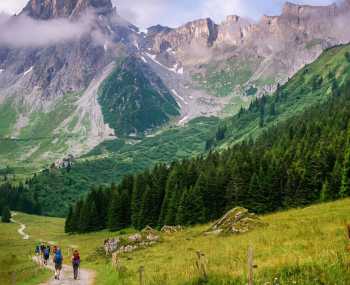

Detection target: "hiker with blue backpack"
[53, 248, 63, 280]
[43, 246, 50, 265]
[72, 250, 81, 280]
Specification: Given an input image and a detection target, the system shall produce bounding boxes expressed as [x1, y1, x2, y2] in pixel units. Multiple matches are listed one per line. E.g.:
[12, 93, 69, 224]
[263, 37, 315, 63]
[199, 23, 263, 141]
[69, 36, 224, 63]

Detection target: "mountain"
[141, 1, 350, 100]
[0, 0, 178, 170]
[23, 43, 350, 216]
[1, 0, 350, 174]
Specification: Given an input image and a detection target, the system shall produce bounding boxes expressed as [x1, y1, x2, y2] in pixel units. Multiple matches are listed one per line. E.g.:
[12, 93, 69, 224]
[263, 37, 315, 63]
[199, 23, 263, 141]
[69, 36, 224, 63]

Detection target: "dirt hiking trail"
[34, 256, 95, 285]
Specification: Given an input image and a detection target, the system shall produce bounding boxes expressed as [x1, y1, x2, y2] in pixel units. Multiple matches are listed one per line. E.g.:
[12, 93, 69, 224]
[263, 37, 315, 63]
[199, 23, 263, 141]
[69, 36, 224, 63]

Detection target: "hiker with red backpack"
[72, 250, 81, 280]
[53, 248, 63, 280]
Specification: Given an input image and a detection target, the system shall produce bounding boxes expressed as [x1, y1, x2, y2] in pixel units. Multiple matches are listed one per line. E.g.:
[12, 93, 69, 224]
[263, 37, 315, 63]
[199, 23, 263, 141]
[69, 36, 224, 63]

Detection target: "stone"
[205, 207, 267, 235]
[160, 225, 183, 233]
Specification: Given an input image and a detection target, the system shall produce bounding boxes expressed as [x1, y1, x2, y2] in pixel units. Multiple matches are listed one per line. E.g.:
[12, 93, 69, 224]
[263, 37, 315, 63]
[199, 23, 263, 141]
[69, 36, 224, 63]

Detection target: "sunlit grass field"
[1, 199, 349, 284]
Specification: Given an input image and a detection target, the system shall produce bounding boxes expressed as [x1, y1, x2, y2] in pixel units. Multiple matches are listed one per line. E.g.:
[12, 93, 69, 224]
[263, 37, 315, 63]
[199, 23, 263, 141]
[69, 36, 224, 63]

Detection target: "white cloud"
[0, 0, 27, 14]
[0, 12, 97, 48]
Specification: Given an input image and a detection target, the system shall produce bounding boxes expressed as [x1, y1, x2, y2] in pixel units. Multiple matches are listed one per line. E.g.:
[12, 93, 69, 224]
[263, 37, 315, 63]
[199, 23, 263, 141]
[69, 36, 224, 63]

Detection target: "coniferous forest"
[65, 80, 350, 233]
[0, 183, 42, 216]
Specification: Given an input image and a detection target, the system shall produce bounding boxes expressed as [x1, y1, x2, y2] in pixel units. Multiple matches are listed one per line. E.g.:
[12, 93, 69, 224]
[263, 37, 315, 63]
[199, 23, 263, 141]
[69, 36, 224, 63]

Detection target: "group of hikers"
[35, 243, 81, 280]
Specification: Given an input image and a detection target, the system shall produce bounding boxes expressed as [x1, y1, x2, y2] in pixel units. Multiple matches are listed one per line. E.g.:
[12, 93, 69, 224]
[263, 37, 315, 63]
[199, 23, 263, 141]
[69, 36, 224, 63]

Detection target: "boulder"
[205, 207, 267, 235]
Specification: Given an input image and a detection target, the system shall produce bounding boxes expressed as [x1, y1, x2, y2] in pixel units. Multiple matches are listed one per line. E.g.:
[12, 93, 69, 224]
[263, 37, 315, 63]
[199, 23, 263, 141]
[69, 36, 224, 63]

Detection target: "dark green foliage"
[66, 78, 350, 233]
[176, 187, 205, 226]
[64, 206, 74, 233]
[0, 183, 41, 216]
[1, 206, 11, 223]
[340, 132, 350, 198]
[98, 56, 179, 136]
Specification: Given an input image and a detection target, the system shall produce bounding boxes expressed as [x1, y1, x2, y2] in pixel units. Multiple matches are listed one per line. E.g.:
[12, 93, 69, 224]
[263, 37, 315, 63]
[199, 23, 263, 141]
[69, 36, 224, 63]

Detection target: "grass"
[3, 199, 350, 284]
[217, 44, 350, 148]
[192, 56, 261, 97]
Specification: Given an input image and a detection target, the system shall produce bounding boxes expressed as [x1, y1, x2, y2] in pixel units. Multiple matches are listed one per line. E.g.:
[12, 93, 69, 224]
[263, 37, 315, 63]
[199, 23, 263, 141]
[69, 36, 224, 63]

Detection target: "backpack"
[44, 248, 50, 258]
[73, 252, 80, 266]
[55, 251, 62, 265]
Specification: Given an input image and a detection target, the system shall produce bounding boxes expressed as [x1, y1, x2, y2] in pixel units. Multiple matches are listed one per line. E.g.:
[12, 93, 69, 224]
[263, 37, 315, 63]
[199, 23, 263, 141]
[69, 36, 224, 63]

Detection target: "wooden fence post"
[247, 246, 254, 285]
[138, 266, 145, 285]
[195, 251, 208, 281]
[11, 271, 16, 285]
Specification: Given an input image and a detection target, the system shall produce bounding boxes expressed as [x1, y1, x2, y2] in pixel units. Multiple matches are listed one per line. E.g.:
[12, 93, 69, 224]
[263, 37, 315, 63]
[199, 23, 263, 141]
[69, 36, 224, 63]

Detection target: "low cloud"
[0, 12, 95, 48]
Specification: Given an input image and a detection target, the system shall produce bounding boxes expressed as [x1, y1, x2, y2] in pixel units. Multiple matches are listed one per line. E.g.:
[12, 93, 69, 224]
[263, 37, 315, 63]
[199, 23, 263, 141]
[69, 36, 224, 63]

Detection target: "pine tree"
[131, 173, 147, 229]
[320, 179, 331, 202]
[176, 187, 205, 226]
[108, 189, 122, 231]
[1, 206, 11, 223]
[65, 206, 74, 233]
[340, 145, 350, 198]
[73, 200, 83, 232]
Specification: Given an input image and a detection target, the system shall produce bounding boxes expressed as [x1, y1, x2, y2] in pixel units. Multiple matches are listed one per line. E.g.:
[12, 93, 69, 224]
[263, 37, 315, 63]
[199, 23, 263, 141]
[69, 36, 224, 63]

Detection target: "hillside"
[22, 44, 350, 217]
[98, 56, 179, 136]
[3, 199, 350, 284]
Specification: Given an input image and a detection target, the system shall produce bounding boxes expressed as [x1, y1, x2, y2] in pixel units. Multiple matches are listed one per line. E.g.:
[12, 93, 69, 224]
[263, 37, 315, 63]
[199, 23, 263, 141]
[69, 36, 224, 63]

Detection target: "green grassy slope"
[0, 92, 85, 176]
[5, 199, 350, 285]
[213, 44, 350, 147]
[98, 57, 180, 136]
[27, 117, 219, 216]
[192, 54, 262, 97]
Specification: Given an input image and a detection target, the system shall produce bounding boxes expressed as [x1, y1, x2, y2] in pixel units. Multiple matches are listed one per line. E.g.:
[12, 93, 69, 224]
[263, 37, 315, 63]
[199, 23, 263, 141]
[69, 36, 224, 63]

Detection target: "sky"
[0, 0, 339, 28]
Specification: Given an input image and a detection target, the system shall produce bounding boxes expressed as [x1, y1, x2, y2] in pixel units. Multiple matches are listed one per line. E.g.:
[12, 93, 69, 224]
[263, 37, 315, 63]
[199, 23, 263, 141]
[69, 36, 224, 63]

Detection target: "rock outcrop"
[104, 230, 161, 256]
[205, 207, 266, 235]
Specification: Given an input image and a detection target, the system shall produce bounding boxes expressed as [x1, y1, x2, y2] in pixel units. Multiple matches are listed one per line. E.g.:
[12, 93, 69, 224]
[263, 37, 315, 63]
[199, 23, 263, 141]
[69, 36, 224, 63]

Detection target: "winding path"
[11, 212, 29, 240]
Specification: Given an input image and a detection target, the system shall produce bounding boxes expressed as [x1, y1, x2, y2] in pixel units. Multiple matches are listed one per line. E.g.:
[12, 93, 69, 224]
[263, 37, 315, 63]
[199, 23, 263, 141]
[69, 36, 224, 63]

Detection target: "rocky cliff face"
[142, 1, 350, 99]
[150, 18, 218, 54]
[21, 0, 114, 19]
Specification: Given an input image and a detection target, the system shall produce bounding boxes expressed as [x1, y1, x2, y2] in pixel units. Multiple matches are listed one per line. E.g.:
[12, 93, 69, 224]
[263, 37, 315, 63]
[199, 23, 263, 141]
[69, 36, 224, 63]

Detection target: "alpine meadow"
[1, 1, 350, 285]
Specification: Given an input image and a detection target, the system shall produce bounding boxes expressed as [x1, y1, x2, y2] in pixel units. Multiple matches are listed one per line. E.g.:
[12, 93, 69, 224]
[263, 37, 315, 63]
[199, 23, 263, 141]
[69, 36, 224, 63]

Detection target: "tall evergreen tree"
[1, 206, 11, 223]
[340, 144, 350, 198]
[65, 206, 74, 233]
[176, 187, 205, 226]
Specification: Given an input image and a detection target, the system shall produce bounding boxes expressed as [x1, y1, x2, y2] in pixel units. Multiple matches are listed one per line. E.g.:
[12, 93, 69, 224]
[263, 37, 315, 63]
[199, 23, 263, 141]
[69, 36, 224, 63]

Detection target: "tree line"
[66, 80, 350, 233]
[0, 183, 42, 216]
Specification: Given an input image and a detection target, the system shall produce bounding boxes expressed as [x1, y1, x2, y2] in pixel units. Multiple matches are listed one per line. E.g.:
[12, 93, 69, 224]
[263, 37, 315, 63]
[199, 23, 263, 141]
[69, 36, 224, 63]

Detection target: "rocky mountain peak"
[21, 0, 114, 20]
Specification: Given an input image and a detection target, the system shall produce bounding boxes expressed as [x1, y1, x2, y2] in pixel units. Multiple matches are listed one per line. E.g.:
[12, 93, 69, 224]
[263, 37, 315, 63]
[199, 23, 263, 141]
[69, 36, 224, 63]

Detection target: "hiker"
[71, 250, 80, 280]
[52, 245, 58, 262]
[43, 246, 50, 265]
[35, 244, 40, 256]
[53, 248, 63, 280]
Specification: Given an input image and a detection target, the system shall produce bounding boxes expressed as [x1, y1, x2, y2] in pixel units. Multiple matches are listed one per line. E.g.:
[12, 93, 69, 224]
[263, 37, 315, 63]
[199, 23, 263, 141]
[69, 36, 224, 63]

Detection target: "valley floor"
[0, 199, 350, 284]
